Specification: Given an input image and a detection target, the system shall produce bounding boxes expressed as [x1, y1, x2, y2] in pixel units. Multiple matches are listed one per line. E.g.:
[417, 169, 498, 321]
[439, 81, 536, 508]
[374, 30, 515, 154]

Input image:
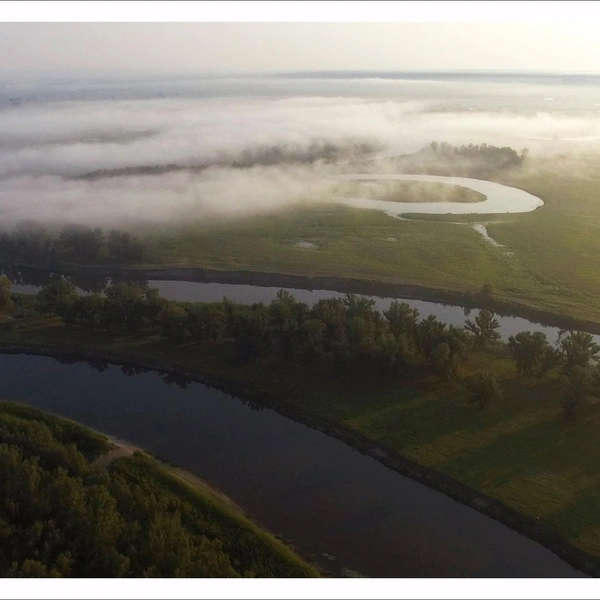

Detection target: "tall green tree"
[508, 331, 557, 378]
[560, 366, 589, 416]
[36, 279, 77, 316]
[431, 342, 459, 384]
[557, 331, 600, 372]
[384, 301, 419, 339]
[464, 372, 502, 409]
[0, 275, 13, 312]
[59, 224, 105, 264]
[464, 309, 500, 346]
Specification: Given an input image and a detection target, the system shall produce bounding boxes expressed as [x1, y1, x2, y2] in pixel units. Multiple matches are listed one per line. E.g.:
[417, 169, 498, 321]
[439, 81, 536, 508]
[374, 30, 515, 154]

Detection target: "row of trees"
[508, 329, 600, 414]
[0, 221, 145, 265]
[29, 279, 600, 413]
[36, 280, 474, 379]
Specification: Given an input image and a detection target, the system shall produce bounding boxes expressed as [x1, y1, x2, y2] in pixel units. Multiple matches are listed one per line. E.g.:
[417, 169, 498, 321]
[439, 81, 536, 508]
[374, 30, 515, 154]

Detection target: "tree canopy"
[0, 402, 316, 578]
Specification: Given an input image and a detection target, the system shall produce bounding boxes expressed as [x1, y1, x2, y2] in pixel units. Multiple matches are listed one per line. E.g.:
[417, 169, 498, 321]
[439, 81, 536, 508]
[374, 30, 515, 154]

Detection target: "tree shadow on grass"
[437, 411, 600, 510]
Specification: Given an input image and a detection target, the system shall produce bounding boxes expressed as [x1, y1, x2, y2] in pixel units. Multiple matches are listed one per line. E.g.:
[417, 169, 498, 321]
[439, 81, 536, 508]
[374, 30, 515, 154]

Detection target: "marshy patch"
[294, 240, 318, 249]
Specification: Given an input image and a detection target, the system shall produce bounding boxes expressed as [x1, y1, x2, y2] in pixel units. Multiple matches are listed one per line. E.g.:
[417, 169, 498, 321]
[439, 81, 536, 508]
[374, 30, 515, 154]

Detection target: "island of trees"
[386, 142, 528, 178]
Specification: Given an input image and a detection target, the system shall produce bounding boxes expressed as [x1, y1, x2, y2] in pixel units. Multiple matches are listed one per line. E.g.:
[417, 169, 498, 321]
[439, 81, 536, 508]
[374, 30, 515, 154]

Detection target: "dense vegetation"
[17, 279, 600, 414]
[380, 142, 527, 178]
[0, 221, 145, 266]
[0, 402, 317, 578]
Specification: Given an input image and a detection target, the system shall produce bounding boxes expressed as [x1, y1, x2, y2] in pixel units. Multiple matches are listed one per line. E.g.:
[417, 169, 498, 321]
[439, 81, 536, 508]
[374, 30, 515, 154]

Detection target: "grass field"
[128, 154, 600, 325]
[5, 315, 600, 562]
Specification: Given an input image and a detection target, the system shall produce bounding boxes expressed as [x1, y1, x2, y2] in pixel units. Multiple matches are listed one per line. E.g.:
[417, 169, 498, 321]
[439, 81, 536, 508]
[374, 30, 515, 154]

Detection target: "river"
[0, 352, 583, 577]
[333, 173, 544, 217]
[7, 266, 596, 346]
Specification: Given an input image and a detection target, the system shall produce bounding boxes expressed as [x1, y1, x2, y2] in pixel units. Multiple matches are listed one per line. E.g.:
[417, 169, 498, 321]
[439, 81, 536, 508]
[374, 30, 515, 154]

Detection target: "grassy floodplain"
[129, 153, 600, 326]
[4, 302, 600, 570]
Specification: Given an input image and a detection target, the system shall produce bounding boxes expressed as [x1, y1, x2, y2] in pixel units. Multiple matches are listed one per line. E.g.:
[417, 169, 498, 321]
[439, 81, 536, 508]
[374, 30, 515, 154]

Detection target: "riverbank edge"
[0, 341, 596, 577]
[96, 434, 326, 576]
[8, 261, 600, 335]
[1, 399, 324, 577]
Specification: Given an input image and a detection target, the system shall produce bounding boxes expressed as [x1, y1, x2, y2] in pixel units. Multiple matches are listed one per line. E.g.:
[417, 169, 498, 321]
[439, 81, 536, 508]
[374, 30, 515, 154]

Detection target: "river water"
[8, 268, 592, 346]
[0, 352, 582, 577]
[333, 173, 544, 217]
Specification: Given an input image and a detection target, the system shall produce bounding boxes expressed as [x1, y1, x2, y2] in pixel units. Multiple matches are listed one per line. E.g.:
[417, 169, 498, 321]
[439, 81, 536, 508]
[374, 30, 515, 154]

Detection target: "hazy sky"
[1, 17, 600, 75]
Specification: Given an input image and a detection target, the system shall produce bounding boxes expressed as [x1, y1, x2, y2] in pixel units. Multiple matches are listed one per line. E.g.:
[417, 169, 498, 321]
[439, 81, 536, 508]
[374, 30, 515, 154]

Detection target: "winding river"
[0, 353, 582, 577]
[333, 174, 544, 217]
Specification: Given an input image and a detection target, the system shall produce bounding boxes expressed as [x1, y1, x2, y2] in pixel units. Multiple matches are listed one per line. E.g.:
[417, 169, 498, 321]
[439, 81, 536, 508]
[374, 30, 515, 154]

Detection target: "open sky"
[1, 2, 600, 75]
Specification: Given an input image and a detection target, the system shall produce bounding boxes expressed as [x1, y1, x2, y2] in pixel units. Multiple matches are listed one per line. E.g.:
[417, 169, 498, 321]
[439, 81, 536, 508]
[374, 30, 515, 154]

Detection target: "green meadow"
[133, 155, 600, 324]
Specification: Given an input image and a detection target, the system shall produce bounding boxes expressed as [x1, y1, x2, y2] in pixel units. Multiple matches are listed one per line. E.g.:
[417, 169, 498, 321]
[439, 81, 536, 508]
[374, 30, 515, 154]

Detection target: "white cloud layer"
[0, 83, 599, 226]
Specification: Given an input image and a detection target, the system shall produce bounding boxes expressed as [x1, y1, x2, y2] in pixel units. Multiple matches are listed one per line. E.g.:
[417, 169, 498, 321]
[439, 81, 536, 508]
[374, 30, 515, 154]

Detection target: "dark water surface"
[0, 353, 582, 577]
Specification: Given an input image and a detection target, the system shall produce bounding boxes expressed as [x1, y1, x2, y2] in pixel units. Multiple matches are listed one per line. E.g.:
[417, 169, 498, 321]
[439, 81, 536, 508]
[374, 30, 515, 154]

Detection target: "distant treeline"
[0, 221, 145, 266]
[74, 141, 381, 180]
[0, 402, 316, 577]
[73, 164, 207, 181]
[430, 141, 526, 167]
[16, 279, 600, 414]
[389, 142, 528, 178]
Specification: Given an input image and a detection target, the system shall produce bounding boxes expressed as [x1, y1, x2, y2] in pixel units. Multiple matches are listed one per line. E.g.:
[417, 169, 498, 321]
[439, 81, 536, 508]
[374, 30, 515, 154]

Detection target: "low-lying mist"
[1, 79, 599, 227]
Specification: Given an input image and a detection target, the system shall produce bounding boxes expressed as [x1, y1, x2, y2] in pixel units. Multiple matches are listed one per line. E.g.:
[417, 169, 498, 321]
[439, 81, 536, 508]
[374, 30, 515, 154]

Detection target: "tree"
[103, 282, 156, 332]
[230, 304, 270, 362]
[186, 303, 226, 343]
[416, 315, 447, 359]
[11, 220, 56, 264]
[537, 346, 562, 380]
[344, 293, 378, 322]
[464, 309, 500, 346]
[431, 342, 459, 384]
[156, 303, 188, 343]
[384, 301, 419, 339]
[59, 224, 105, 264]
[0, 275, 13, 312]
[464, 372, 502, 409]
[269, 290, 305, 360]
[298, 318, 326, 362]
[480, 283, 494, 301]
[36, 279, 77, 316]
[507, 331, 555, 377]
[107, 230, 145, 263]
[557, 331, 600, 373]
[560, 366, 589, 416]
[375, 332, 412, 374]
[70, 294, 105, 328]
[311, 298, 348, 349]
